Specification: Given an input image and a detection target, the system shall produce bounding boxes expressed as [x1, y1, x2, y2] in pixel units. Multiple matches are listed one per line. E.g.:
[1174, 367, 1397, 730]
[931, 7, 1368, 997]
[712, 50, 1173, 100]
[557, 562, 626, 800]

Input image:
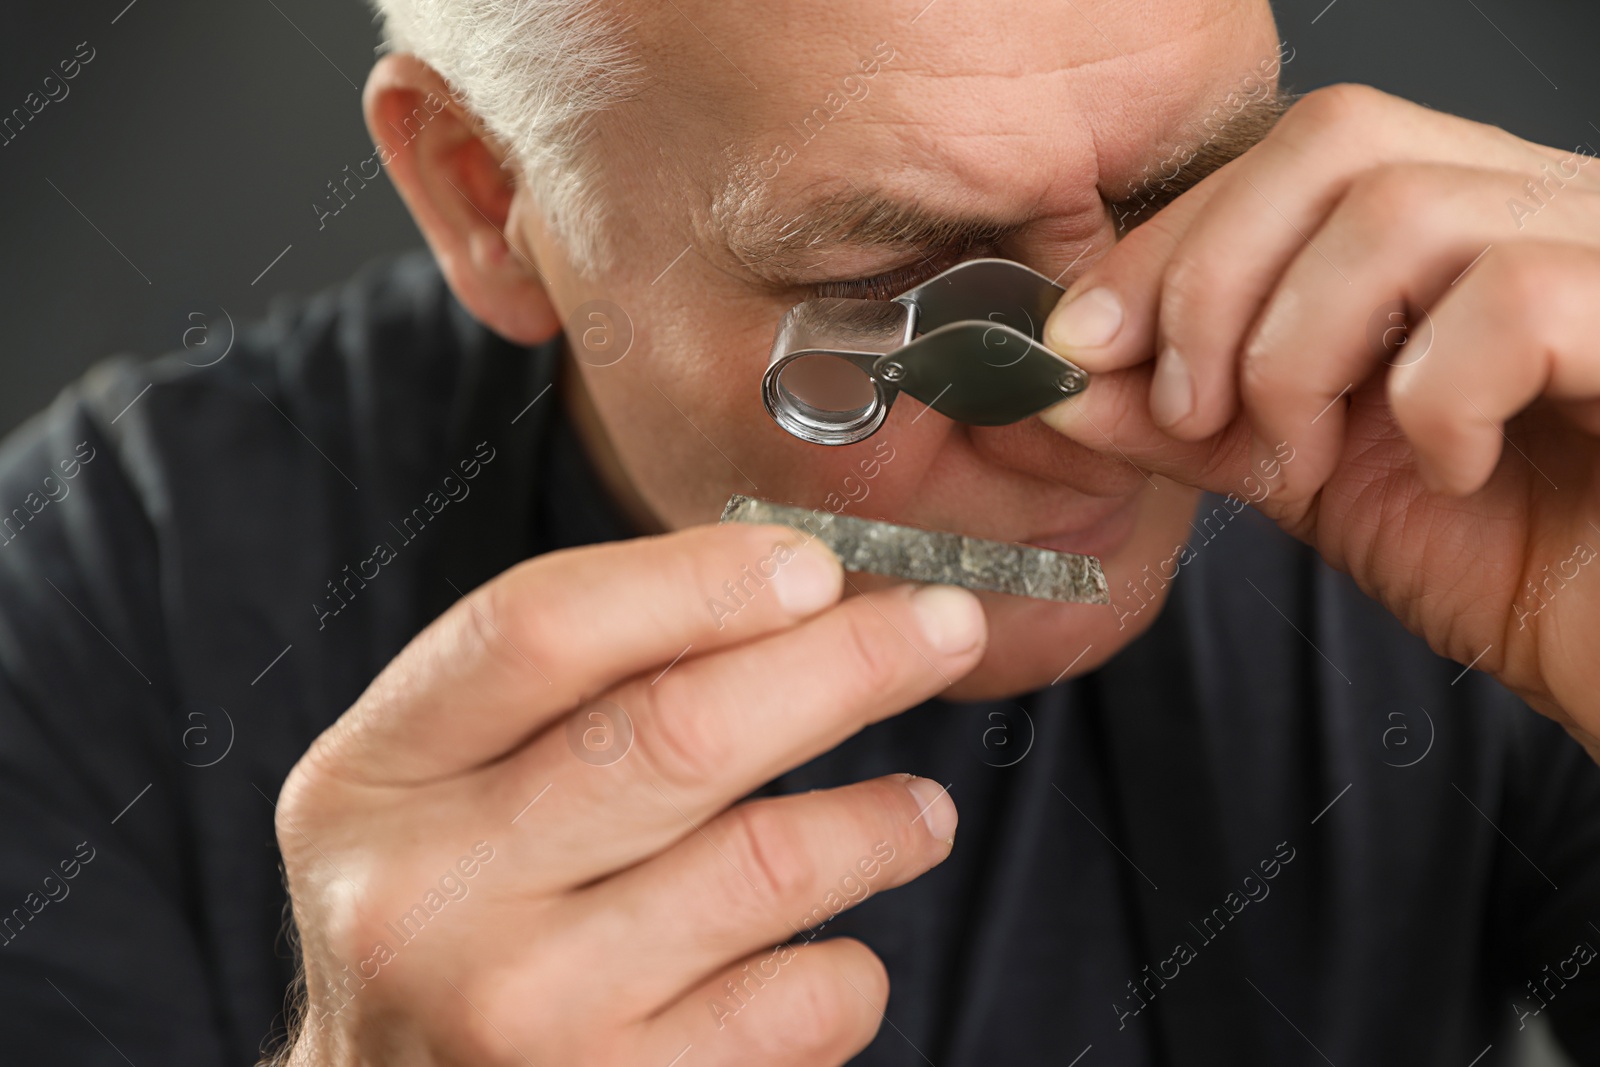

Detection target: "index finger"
[308, 522, 845, 787]
[1041, 162, 1228, 373]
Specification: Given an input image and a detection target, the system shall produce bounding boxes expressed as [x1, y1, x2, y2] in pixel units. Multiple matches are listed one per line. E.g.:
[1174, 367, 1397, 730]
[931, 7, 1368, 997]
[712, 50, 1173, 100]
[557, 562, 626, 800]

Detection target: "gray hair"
[367, 0, 645, 272]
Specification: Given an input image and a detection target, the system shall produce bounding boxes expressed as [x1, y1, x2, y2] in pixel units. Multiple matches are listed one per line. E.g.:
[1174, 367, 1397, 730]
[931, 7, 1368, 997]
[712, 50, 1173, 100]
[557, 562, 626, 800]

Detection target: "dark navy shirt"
[1, 253, 1597, 1065]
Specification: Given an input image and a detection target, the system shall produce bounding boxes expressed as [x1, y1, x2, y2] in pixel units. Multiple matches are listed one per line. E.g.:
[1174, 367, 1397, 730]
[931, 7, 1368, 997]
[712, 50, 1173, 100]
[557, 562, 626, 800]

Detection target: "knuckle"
[1238, 332, 1292, 406]
[664, 533, 726, 622]
[770, 956, 863, 1049]
[1481, 245, 1561, 320]
[453, 573, 551, 685]
[718, 800, 818, 909]
[332, 890, 404, 969]
[679, 523, 781, 618]
[297, 874, 409, 986]
[1343, 163, 1449, 245]
[272, 753, 349, 854]
[834, 605, 906, 697]
[629, 674, 731, 789]
[1284, 82, 1383, 134]
[272, 762, 315, 843]
[1157, 253, 1216, 342]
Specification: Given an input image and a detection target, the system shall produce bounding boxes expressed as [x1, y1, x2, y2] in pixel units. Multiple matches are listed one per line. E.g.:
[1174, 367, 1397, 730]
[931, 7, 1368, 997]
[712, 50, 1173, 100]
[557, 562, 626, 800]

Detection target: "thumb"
[1042, 158, 1235, 374]
[1037, 364, 1261, 502]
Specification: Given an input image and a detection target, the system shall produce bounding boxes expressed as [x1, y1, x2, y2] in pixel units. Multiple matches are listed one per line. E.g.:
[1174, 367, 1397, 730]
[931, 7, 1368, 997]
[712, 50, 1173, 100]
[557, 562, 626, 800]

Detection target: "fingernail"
[909, 584, 986, 656]
[1046, 287, 1124, 350]
[772, 538, 843, 616]
[1413, 457, 1448, 495]
[1247, 434, 1278, 489]
[1149, 345, 1194, 427]
[904, 775, 958, 844]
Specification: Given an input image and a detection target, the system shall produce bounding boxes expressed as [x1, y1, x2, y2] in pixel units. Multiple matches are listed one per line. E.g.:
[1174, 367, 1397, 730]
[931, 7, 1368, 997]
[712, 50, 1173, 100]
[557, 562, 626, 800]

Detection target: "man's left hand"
[1039, 84, 1600, 757]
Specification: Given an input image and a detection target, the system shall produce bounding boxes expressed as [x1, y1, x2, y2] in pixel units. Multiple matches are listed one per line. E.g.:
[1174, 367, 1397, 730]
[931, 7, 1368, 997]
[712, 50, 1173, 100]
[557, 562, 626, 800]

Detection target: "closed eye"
[811, 247, 971, 301]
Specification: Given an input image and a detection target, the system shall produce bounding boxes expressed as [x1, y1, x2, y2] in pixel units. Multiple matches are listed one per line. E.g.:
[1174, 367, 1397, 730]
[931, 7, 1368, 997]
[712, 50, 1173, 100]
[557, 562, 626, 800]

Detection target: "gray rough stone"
[719, 494, 1110, 605]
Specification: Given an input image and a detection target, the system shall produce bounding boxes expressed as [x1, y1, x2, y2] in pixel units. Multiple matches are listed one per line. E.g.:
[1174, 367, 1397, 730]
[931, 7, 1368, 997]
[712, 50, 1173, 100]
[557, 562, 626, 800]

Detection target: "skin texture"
[272, 0, 1600, 1063]
[371, 0, 1288, 701]
[1036, 85, 1600, 756]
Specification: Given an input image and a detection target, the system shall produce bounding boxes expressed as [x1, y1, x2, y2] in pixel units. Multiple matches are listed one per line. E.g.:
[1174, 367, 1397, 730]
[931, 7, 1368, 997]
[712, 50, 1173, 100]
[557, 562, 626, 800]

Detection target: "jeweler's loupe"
[762, 258, 1090, 446]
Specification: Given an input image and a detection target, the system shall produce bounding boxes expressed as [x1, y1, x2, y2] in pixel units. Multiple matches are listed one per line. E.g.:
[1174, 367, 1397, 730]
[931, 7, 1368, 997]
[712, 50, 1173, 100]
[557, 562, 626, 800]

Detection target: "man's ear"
[363, 53, 562, 345]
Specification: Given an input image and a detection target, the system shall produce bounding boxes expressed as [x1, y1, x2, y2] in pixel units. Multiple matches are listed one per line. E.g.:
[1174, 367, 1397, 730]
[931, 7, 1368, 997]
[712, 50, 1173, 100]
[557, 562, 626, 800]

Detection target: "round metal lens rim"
[762, 356, 892, 446]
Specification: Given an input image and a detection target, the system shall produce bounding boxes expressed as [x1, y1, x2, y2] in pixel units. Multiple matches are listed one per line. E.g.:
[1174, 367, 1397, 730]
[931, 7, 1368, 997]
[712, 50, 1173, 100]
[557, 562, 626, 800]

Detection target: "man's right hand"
[273, 521, 987, 1066]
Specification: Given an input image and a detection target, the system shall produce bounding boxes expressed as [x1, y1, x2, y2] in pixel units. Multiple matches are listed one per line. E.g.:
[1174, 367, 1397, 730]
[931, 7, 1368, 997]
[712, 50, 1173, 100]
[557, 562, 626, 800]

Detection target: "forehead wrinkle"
[701, 64, 1082, 269]
[707, 79, 1295, 272]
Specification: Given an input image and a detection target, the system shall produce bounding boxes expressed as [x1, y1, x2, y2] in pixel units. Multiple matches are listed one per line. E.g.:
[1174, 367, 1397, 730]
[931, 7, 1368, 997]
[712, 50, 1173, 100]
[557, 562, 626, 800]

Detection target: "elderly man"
[3, 0, 1600, 1063]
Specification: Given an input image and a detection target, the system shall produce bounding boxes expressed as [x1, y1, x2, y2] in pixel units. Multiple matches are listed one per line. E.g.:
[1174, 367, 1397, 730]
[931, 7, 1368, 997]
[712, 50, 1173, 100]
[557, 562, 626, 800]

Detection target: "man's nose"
[967, 418, 1148, 497]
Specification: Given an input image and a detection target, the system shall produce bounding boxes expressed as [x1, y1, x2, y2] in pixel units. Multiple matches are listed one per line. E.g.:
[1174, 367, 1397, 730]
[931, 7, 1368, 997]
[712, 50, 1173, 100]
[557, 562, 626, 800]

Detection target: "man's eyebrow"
[724, 84, 1298, 270]
[725, 192, 1021, 274]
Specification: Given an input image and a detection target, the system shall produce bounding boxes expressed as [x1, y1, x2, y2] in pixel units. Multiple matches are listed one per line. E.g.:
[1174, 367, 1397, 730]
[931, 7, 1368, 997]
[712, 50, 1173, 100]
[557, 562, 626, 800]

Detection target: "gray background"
[0, 1, 1594, 1062]
[2, 0, 1597, 439]
[0, 0, 422, 438]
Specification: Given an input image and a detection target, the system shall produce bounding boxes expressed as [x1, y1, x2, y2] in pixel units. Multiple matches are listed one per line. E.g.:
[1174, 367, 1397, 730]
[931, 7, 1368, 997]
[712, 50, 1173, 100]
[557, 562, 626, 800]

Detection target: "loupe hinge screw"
[879, 361, 906, 382]
[1056, 367, 1088, 394]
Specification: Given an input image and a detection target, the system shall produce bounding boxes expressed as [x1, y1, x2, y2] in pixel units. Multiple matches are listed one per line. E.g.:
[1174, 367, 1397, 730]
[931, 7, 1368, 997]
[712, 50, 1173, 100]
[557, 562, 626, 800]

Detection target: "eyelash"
[813, 249, 965, 302]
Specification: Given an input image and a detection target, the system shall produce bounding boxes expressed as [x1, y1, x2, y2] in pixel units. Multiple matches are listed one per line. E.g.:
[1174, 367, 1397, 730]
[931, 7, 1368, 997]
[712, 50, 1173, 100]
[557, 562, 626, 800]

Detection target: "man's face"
[517, 0, 1282, 699]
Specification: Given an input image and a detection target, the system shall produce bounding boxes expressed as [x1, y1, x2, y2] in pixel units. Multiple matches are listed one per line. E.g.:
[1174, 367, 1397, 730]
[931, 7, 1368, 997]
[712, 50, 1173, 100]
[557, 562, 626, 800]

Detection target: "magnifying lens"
[762, 258, 1090, 446]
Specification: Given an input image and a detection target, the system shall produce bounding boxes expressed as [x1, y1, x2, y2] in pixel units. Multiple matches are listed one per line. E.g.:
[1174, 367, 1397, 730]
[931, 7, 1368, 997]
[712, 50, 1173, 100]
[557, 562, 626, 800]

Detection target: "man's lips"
[1019, 492, 1143, 559]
